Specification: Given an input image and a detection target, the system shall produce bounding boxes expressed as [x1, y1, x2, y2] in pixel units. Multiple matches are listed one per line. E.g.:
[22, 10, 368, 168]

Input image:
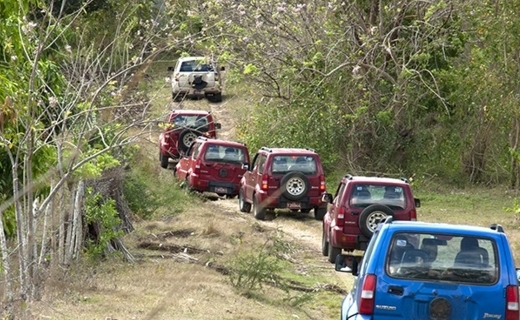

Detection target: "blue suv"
[335, 218, 520, 320]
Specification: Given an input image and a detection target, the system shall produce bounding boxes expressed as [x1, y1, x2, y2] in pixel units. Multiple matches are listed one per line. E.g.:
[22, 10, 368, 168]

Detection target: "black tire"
[359, 204, 395, 238]
[280, 172, 310, 201]
[178, 129, 200, 153]
[253, 194, 266, 220]
[212, 93, 222, 103]
[328, 234, 342, 264]
[314, 207, 327, 221]
[239, 189, 251, 213]
[160, 153, 169, 169]
[192, 75, 207, 89]
[321, 225, 329, 256]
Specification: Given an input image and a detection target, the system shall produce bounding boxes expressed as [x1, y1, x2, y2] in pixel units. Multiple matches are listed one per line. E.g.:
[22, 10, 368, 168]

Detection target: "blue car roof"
[380, 220, 505, 237]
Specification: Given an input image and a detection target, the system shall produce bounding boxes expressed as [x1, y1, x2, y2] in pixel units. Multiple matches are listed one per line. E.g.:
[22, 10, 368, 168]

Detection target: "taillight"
[506, 285, 519, 320]
[410, 209, 417, 221]
[319, 175, 326, 191]
[336, 207, 345, 227]
[261, 174, 268, 191]
[359, 274, 376, 314]
[193, 159, 201, 175]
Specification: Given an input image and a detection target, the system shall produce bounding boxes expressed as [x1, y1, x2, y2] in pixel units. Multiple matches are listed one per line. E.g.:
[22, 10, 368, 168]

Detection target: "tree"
[0, 0, 203, 315]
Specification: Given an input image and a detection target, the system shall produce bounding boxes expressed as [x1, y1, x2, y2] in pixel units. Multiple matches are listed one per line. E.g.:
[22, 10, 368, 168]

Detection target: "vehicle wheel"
[212, 93, 222, 103]
[160, 153, 169, 169]
[359, 204, 394, 238]
[321, 225, 329, 257]
[178, 129, 200, 153]
[280, 172, 310, 201]
[314, 207, 327, 221]
[253, 194, 266, 220]
[328, 235, 342, 264]
[239, 190, 251, 213]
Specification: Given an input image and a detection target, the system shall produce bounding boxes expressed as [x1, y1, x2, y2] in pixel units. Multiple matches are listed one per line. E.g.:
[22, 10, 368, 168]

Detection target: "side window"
[192, 143, 203, 159]
[334, 183, 346, 205]
[257, 155, 267, 174]
[359, 229, 380, 275]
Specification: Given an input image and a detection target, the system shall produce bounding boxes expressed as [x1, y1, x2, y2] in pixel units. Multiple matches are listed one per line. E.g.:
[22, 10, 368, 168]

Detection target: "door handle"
[388, 285, 403, 296]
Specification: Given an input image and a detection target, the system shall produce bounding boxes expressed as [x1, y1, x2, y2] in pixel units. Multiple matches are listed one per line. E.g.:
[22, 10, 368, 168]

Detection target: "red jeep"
[322, 174, 421, 263]
[175, 137, 250, 197]
[158, 109, 221, 169]
[238, 147, 328, 220]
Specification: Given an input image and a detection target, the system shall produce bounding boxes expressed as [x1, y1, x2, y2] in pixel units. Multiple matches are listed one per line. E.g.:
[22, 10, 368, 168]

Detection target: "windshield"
[349, 184, 407, 209]
[386, 232, 498, 284]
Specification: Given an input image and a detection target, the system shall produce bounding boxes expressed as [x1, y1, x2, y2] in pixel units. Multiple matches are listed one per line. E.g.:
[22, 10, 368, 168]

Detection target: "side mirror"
[414, 198, 421, 208]
[215, 123, 222, 130]
[321, 193, 333, 204]
[242, 163, 250, 170]
[335, 254, 360, 276]
[167, 66, 174, 72]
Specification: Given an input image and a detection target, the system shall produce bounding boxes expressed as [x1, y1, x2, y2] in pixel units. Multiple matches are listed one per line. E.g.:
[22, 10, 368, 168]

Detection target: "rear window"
[349, 184, 407, 209]
[270, 155, 317, 174]
[386, 232, 498, 284]
[204, 144, 247, 163]
[172, 115, 210, 132]
[179, 60, 213, 72]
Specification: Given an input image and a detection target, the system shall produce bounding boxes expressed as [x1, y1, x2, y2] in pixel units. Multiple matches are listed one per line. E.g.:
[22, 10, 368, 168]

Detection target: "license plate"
[287, 202, 301, 209]
[214, 187, 228, 194]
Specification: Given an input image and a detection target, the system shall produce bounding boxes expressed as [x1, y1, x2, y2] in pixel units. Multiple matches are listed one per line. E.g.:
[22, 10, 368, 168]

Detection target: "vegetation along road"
[3, 1, 520, 319]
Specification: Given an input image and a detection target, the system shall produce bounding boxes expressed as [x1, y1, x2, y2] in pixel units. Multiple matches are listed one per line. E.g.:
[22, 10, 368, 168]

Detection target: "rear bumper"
[255, 191, 326, 210]
[172, 86, 221, 97]
[189, 176, 239, 195]
[331, 226, 370, 251]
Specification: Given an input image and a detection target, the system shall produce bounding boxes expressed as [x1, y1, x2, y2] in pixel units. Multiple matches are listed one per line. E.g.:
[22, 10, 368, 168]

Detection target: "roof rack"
[344, 174, 353, 180]
[400, 177, 409, 183]
[260, 147, 272, 152]
[490, 224, 505, 233]
[305, 147, 316, 153]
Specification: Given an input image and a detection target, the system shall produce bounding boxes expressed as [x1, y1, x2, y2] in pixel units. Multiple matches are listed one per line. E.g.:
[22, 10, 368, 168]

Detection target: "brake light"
[261, 174, 269, 191]
[193, 159, 201, 175]
[319, 175, 326, 191]
[506, 285, 519, 320]
[359, 274, 376, 314]
[410, 209, 417, 221]
[336, 206, 345, 227]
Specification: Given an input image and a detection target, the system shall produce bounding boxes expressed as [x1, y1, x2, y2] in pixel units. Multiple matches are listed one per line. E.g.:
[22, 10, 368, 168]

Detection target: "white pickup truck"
[167, 56, 224, 103]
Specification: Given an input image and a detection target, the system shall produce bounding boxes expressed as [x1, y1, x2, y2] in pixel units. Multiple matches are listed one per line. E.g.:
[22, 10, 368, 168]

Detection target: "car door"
[243, 153, 266, 202]
[176, 142, 199, 181]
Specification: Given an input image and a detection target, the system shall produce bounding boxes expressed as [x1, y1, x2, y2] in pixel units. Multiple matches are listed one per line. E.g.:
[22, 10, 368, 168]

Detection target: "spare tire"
[178, 129, 200, 152]
[192, 75, 207, 89]
[359, 204, 394, 238]
[280, 172, 309, 201]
